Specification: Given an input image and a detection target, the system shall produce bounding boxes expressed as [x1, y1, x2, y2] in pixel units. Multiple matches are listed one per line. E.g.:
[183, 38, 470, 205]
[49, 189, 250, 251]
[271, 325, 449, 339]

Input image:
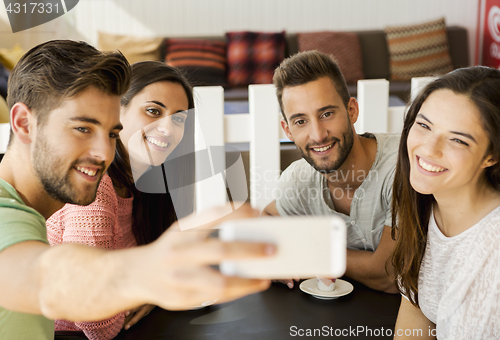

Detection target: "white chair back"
[192, 86, 227, 213]
[248, 85, 281, 211]
[193, 84, 281, 212]
[355, 79, 389, 134]
[192, 76, 433, 214]
[355, 79, 406, 135]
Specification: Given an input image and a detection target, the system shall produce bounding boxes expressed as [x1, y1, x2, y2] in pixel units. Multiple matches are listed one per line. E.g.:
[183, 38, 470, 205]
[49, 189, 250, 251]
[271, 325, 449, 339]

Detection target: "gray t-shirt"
[275, 133, 400, 251]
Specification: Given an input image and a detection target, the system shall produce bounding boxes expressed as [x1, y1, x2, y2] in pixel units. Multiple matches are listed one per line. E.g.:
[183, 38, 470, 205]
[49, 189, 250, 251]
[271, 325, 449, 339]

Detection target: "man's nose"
[89, 133, 115, 164]
[309, 120, 328, 142]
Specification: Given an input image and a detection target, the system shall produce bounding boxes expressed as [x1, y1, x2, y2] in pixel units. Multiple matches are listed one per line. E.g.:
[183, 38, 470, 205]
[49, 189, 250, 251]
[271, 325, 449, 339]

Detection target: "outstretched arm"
[345, 225, 398, 293]
[0, 204, 274, 321]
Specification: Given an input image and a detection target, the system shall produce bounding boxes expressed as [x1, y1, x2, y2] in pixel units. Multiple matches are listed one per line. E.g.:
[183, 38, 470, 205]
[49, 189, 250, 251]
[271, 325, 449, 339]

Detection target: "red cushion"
[298, 31, 365, 84]
[226, 31, 286, 86]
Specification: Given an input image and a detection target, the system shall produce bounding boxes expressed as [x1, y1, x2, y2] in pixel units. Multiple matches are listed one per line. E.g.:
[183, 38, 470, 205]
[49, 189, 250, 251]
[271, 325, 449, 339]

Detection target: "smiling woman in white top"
[391, 66, 500, 340]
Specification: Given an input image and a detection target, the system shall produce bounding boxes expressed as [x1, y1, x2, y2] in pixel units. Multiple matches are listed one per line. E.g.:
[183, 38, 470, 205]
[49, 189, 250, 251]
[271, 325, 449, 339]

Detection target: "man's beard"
[32, 132, 103, 206]
[299, 123, 354, 173]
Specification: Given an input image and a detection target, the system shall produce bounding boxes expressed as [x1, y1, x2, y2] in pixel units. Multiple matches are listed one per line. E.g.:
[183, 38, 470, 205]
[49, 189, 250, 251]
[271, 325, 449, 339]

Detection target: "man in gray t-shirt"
[264, 51, 399, 293]
[276, 133, 399, 252]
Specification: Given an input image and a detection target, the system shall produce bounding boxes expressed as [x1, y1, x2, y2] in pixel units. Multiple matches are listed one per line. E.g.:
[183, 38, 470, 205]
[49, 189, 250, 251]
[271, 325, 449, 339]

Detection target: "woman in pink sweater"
[46, 61, 195, 340]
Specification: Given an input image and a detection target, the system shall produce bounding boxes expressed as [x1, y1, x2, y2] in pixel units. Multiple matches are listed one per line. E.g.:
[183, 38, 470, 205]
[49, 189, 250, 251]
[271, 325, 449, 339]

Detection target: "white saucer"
[299, 278, 354, 300]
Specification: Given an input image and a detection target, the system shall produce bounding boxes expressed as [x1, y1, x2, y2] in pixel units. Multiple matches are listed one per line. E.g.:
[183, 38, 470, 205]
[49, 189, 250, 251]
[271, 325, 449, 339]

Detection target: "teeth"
[312, 143, 333, 152]
[76, 166, 97, 177]
[418, 158, 446, 173]
[146, 136, 169, 148]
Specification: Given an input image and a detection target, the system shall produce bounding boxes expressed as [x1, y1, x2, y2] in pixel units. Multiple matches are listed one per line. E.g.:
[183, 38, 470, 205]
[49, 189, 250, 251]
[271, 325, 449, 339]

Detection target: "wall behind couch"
[75, 0, 477, 65]
[0, 0, 477, 65]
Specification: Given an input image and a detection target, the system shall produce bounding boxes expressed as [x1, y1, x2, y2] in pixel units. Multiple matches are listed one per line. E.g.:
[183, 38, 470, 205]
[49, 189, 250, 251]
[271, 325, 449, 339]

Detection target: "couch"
[223, 26, 469, 103]
[98, 23, 469, 105]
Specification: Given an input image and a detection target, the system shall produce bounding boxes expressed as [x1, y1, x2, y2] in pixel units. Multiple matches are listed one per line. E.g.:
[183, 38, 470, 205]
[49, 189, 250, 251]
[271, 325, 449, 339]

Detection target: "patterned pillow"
[385, 18, 454, 81]
[298, 31, 364, 84]
[162, 38, 227, 87]
[226, 31, 286, 86]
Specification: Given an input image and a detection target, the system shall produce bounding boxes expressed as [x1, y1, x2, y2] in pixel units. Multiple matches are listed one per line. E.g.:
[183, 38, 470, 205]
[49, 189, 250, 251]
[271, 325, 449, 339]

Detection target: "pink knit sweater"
[46, 174, 136, 340]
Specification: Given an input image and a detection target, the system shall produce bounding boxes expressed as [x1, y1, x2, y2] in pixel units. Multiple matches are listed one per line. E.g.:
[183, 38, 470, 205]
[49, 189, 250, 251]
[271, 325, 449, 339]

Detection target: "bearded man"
[264, 51, 400, 294]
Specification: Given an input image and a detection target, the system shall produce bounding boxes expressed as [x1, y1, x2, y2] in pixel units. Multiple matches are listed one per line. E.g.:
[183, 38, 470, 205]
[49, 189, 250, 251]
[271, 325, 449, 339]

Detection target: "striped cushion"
[226, 31, 286, 86]
[163, 38, 227, 86]
[298, 31, 364, 84]
[385, 18, 453, 81]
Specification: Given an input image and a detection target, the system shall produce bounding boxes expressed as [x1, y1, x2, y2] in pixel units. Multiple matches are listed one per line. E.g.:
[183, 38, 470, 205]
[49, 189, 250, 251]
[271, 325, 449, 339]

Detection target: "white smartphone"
[218, 216, 346, 279]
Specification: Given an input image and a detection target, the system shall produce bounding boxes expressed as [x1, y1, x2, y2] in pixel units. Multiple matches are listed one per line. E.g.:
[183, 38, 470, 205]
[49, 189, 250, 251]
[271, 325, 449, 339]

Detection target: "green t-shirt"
[0, 178, 54, 340]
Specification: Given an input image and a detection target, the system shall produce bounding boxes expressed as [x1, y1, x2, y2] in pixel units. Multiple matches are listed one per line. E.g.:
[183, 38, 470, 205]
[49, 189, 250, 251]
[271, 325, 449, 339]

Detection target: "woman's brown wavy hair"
[391, 66, 500, 307]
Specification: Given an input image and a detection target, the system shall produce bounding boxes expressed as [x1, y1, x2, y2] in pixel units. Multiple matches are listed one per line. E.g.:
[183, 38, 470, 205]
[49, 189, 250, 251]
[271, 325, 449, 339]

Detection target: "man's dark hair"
[7, 40, 131, 133]
[273, 50, 350, 121]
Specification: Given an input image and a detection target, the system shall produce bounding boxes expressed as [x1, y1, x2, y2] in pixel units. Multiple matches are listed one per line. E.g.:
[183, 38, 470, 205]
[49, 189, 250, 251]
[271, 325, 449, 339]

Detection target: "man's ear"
[280, 119, 294, 142]
[10, 103, 35, 144]
[347, 97, 359, 125]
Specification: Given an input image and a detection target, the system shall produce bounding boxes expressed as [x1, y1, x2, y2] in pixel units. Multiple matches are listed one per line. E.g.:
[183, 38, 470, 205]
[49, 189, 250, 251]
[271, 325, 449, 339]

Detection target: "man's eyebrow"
[289, 113, 307, 121]
[416, 113, 477, 144]
[69, 117, 123, 131]
[316, 105, 339, 113]
[69, 117, 101, 125]
[288, 105, 339, 121]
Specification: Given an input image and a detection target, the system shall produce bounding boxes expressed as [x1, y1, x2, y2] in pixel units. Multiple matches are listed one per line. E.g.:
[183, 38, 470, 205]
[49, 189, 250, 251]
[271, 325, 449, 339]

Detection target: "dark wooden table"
[110, 278, 401, 340]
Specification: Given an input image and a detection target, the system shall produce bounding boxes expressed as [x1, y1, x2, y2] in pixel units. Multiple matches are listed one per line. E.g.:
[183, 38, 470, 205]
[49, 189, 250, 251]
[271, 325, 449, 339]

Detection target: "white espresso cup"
[317, 276, 336, 292]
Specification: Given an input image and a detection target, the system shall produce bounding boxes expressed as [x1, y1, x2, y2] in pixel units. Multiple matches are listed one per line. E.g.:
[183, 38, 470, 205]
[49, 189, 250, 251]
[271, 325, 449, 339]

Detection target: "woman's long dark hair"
[107, 61, 195, 245]
[391, 66, 500, 307]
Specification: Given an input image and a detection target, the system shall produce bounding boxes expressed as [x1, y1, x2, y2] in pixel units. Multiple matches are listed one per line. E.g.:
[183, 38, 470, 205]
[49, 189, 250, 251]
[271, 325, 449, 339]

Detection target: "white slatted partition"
[387, 106, 407, 134]
[356, 76, 441, 135]
[193, 78, 440, 214]
[193, 86, 227, 213]
[356, 78, 408, 134]
[249, 84, 281, 211]
[383, 76, 435, 135]
[355, 79, 390, 134]
[193, 84, 281, 213]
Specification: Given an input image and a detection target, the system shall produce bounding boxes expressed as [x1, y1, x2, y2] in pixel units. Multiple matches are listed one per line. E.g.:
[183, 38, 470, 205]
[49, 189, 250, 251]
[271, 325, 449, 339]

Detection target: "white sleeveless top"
[418, 206, 500, 339]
